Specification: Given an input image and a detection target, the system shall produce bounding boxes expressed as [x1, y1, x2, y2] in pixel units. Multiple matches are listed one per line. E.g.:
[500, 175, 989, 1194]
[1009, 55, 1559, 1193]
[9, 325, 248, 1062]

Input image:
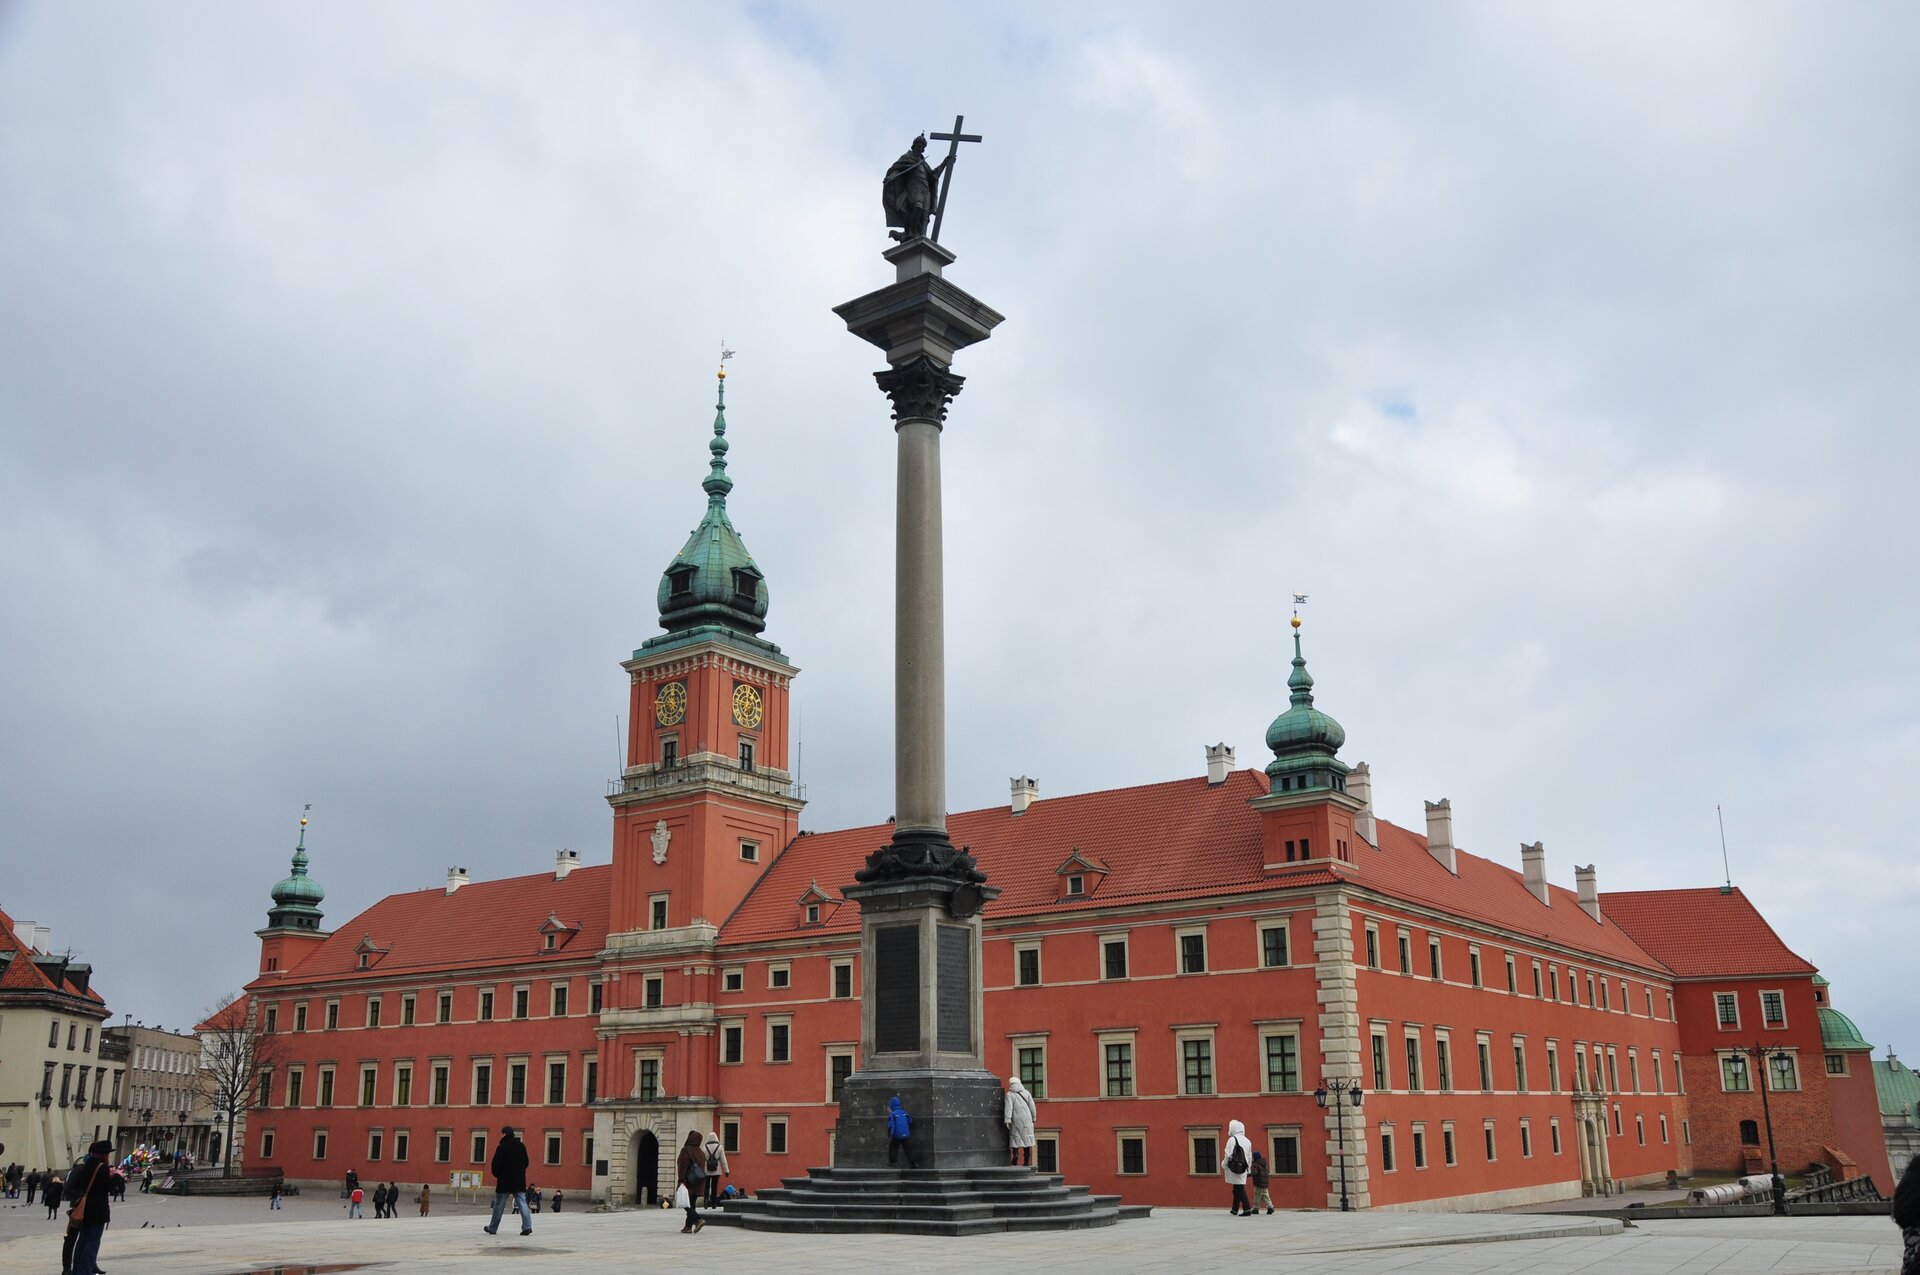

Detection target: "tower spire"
[704, 354, 733, 508]
[267, 804, 326, 930]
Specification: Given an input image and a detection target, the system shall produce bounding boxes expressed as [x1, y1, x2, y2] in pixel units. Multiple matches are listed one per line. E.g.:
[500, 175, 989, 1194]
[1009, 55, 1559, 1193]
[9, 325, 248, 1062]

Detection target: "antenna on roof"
[1716, 804, 1733, 895]
[615, 715, 624, 779]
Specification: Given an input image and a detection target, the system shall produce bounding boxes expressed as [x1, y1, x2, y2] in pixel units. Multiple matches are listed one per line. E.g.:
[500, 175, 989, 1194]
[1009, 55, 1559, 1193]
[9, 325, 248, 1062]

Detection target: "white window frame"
[765, 1015, 793, 1065]
[721, 967, 744, 994]
[830, 958, 855, 999]
[1175, 926, 1208, 975]
[767, 962, 792, 990]
[1014, 941, 1043, 987]
[1760, 988, 1788, 1028]
[1099, 933, 1130, 981]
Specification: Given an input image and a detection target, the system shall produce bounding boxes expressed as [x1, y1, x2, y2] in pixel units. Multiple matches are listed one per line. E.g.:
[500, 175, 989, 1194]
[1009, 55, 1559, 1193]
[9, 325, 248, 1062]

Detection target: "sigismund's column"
[831, 236, 1005, 1169]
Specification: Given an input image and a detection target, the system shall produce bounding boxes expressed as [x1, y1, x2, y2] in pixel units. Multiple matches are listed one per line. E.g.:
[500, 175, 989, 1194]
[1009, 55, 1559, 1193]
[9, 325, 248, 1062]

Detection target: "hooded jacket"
[887, 1096, 912, 1140]
[1004, 1078, 1038, 1148]
[1222, 1120, 1254, 1186]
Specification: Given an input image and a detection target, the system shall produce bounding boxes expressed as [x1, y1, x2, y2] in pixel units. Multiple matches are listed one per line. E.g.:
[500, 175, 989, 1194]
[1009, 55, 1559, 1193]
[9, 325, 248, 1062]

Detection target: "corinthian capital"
[874, 355, 966, 426]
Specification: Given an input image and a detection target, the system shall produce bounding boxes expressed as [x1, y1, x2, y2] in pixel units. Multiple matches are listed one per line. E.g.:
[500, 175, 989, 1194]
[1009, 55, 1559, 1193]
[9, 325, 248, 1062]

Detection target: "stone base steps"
[710, 1166, 1150, 1235]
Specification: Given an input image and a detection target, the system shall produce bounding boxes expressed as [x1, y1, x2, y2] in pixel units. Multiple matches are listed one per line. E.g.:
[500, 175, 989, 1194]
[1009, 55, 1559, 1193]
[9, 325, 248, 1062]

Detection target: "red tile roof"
[256, 865, 612, 986]
[195, 997, 249, 1033]
[0, 905, 108, 1004]
[1600, 887, 1817, 979]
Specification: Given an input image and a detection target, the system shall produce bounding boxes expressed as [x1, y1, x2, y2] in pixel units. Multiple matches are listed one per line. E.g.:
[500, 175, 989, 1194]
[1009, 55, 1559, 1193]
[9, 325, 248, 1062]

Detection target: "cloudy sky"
[2, 3, 1914, 1056]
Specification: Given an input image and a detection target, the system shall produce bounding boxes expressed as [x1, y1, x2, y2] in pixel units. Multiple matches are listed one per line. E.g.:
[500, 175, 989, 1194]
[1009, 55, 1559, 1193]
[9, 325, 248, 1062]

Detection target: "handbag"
[67, 1163, 104, 1230]
[688, 1158, 708, 1186]
[672, 1183, 690, 1209]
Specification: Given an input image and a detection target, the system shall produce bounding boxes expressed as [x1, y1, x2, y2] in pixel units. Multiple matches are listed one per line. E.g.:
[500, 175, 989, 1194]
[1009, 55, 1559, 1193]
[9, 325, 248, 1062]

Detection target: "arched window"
[1738, 1119, 1760, 1146]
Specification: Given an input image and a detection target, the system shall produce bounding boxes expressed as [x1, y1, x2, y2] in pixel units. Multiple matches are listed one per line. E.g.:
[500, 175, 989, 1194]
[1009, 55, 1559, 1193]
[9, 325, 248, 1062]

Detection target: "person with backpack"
[1249, 1150, 1273, 1215]
[347, 1183, 364, 1218]
[886, 1095, 919, 1169]
[1004, 1077, 1038, 1167]
[675, 1130, 707, 1234]
[1222, 1119, 1255, 1216]
[701, 1131, 729, 1207]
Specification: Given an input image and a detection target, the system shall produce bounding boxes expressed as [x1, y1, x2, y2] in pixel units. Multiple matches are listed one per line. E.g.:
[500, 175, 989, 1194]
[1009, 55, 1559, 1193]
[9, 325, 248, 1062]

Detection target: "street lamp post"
[1314, 1078, 1365, 1212]
[1725, 1045, 1794, 1216]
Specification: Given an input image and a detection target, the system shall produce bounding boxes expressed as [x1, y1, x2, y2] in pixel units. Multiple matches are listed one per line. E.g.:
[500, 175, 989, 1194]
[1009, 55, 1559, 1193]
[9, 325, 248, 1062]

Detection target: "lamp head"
[1313, 1085, 1329, 1109]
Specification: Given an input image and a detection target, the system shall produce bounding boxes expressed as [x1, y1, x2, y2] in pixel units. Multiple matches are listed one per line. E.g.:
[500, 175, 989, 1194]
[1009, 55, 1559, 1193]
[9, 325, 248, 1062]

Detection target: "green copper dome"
[654, 371, 770, 637]
[1265, 621, 1350, 794]
[1818, 1006, 1872, 1052]
[266, 818, 326, 931]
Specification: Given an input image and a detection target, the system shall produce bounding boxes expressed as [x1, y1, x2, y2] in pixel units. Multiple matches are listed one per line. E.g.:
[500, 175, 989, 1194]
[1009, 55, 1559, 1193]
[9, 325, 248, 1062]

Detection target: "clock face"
[654, 681, 688, 727]
[731, 682, 764, 729]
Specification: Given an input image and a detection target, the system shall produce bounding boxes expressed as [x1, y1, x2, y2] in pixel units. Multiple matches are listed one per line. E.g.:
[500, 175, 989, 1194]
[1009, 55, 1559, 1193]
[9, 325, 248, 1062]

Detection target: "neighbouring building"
[1875, 1053, 1920, 1182]
[0, 908, 118, 1173]
[239, 382, 1891, 1210]
[104, 1022, 221, 1166]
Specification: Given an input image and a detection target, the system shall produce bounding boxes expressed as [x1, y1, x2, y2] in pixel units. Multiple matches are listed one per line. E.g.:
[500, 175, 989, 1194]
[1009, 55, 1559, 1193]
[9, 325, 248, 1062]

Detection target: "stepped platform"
[710, 1165, 1150, 1235]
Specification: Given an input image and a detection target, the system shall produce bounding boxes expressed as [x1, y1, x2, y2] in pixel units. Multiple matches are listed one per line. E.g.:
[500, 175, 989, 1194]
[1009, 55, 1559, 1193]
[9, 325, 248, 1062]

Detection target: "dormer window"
[731, 568, 760, 604]
[668, 566, 695, 599]
[1055, 848, 1109, 899]
[796, 882, 837, 927]
[806, 903, 821, 925]
[1066, 875, 1085, 896]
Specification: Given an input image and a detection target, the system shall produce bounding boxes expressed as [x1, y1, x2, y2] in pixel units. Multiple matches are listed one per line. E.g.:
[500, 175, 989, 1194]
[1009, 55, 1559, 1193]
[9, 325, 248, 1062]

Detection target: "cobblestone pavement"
[0, 1194, 1904, 1274]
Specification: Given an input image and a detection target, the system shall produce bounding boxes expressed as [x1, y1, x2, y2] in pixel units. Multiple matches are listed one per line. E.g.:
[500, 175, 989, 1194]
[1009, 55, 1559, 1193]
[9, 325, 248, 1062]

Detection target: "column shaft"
[895, 418, 945, 835]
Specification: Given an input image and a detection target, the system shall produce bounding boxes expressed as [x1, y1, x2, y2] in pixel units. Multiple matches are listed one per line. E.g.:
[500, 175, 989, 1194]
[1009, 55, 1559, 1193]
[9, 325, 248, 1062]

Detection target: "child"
[270, 1180, 283, 1210]
[1250, 1150, 1273, 1215]
[887, 1095, 919, 1169]
[348, 1184, 364, 1218]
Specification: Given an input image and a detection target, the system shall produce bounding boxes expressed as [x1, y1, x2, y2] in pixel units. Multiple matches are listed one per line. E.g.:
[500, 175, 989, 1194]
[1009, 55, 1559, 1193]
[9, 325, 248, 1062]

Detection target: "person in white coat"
[1222, 1119, 1255, 1215]
[1004, 1077, 1038, 1167]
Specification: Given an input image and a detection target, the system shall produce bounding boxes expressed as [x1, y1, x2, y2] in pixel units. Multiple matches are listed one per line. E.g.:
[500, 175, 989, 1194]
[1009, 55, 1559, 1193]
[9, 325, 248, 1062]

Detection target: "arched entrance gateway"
[632, 1130, 659, 1205]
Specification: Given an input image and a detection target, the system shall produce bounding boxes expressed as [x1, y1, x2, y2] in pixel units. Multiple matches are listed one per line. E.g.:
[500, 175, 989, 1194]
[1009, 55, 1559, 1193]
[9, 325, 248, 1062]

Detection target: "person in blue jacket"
[887, 1095, 919, 1169]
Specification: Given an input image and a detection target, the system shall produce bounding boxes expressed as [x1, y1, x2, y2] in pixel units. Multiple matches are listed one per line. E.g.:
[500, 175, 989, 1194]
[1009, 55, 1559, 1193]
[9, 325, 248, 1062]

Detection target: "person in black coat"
[483, 1126, 532, 1237]
[62, 1140, 114, 1275]
[1895, 1154, 1920, 1275]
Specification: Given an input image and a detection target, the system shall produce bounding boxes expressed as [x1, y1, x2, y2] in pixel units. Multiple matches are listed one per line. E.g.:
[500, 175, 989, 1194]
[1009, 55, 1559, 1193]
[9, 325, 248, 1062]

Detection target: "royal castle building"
[242, 375, 1891, 1210]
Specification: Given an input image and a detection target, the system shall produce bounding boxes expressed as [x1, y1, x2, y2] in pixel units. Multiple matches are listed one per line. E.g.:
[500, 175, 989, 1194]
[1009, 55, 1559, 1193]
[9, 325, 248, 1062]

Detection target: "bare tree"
[194, 992, 280, 1178]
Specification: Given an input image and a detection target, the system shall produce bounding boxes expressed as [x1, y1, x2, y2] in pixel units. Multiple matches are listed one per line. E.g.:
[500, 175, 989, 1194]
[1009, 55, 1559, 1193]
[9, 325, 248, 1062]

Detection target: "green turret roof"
[266, 815, 326, 930]
[643, 370, 779, 659]
[1874, 1054, 1920, 1119]
[1265, 618, 1349, 792]
[1818, 1005, 1872, 1052]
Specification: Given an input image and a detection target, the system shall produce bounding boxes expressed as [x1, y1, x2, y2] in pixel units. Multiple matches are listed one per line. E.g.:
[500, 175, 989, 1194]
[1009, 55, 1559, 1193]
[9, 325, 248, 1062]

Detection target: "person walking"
[347, 1184, 364, 1218]
[1222, 1119, 1254, 1216]
[701, 1131, 729, 1207]
[1895, 1152, 1920, 1275]
[483, 1126, 533, 1237]
[418, 1183, 431, 1216]
[43, 1172, 63, 1219]
[26, 1168, 41, 1205]
[269, 1180, 282, 1210]
[675, 1131, 706, 1234]
[886, 1095, 919, 1169]
[62, 1140, 114, 1275]
[1005, 1077, 1038, 1168]
[1249, 1150, 1273, 1215]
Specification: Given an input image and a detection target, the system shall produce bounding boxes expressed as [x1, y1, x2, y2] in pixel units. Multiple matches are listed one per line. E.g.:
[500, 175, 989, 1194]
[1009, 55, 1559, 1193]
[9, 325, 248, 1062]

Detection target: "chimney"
[1205, 743, 1235, 786]
[1575, 864, 1600, 922]
[1010, 776, 1038, 816]
[13, 920, 47, 954]
[1348, 762, 1378, 846]
[555, 848, 581, 880]
[1521, 841, 1549, 905]
[1423, 799, 1457, 874]
[446, 866, 470, 895]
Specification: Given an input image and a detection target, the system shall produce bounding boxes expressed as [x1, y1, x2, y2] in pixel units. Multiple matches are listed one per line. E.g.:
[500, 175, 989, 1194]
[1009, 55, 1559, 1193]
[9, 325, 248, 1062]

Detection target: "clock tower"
[606, 366, 803, 936]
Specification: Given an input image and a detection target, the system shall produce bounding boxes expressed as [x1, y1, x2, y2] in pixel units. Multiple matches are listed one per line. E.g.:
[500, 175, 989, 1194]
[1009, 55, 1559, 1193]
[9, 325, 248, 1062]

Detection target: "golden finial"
[1290, 614, 1301, 630]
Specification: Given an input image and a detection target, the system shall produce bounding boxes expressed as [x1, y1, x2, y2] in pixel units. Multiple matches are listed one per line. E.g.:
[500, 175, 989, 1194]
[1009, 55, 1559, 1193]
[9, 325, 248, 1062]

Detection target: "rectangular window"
[722, 1024, 744, 1066]
[1771, 1053, 1801, 1091]
[1102, 937, 1129, 980]
[1532, 961, 1543, 997]
[394, 1131, 409, 1162]
[1118, 1134, 1146, 1176]
[1364, 926, 1380, 969]
[366, 999, 380, 1028]
[1371, 1031, 1389, 1090]
[265, 1006, 278, 1034]
[1514, 1041, 1529, 1092]
[739, 839, 760, 863]
[1443, 1125, 1458, 1166]
[514, 989, 529, 1020]
[1270, 1129, 1302, 1176]
[829, 1052, 853, 1103]
[1397, 933, 1412, 974]
[1260, 924, 1289, 968]
[394, 1065, 413, 1106]
[768, 1021, 792, 1064]
[1412, 1126, 1427, 1169]
[1483, 1121, 1497, 1162]
[766, 1116, 788, 1154]
[546, 1133, 562, 1166]
[437, 992, 453, 1024]
[1036, 1136, 1059, 1174]
[1104, 1042, 1135, 1097]
[589, 982, 602, 1014]
[831, 961, 854, 999]
[1826, 1053, 1847, 1076]
[547, 1061, 566, 1104]
[1551, 1118, 1563, 1155]
[508, 1062, 527, 1105]
[436, 1133, 452, 1163]
[318, 1067, 335, 1107]
[1587, 974, 1597, 1006]
[360, 1067, 377, 1106]
[769, 964, 791, 990]
[1181, 1038, 1214, 1095]
[1478, 1040, 1493, 1091]
[473, 1063, 492, 1106]
[479, 991, 495, 1021]
[1178, 930, 1207, 974]
[1016, 945, 1042, 987]
[1428, 937, 1442, 980]
[1760, 990, 1786, 1027]
[1017, 1044, 1047, 1098]
[1546, 1042, 1560, 1093]
[325, 1001, 339, 1030]
[287, 1070, 304, 1108]
[1404, 1036, 1422, 1092]
[1263, 1033, 1301, 1092]
[644, 976, 663, 1009]
[738, 738, 755, 771]
[585, 1058, 598, 1103]
[1576, 1050, 1590, 1092]
[1599, 978, 1609, 1010]
[369, 1130, 384, 1161]
[1521, 1120, 1533, 1158]
[1660, 1114, 1670, 1143]
[295, 1004, 308, 1032]
[637, 1058, 660, 1102]
[1506, 954, 1517, 994]
[401, 995, 416, 1027]
[257, 1069, 273, 1107]
[431, 1064, 449, 1106]
[313, 1131, 328, 1160]
[721, 1120, 740, 1155]
[1715, 991, 1739, 1028]
[472, 1132, 488, 1163]
[260, 1129, 275, 1159]
[660, 738, 677, 768]
[1550, 968, 1560, 1001]
[1629, 1051, 1641, 1093]
[1635, 1115, 1645, 1146]
[650, 896, 669, 931]
[1380, 1129, 1396, 1173]
[722, 969, 744, 993]
[1435, 1036, 1452, 1091]
[1189, 1133, 1219, 1175]
[552, 985, 569, 1017]
[1469, 948, 1482, 988]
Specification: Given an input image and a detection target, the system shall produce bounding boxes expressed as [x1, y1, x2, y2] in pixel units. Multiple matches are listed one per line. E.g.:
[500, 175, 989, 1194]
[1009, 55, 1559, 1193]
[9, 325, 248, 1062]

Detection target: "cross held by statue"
[928, 115, 982, 243]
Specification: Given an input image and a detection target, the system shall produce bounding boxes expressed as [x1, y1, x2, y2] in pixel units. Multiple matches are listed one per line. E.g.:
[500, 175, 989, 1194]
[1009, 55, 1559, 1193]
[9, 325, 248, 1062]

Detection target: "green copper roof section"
[267, 817, 325, 928]
[652, 371, 773, 642]
[1874, 1055, 1920, 1119]
[1265, 621, 1349, 790]
[1818, 1006, 1872, 1052]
